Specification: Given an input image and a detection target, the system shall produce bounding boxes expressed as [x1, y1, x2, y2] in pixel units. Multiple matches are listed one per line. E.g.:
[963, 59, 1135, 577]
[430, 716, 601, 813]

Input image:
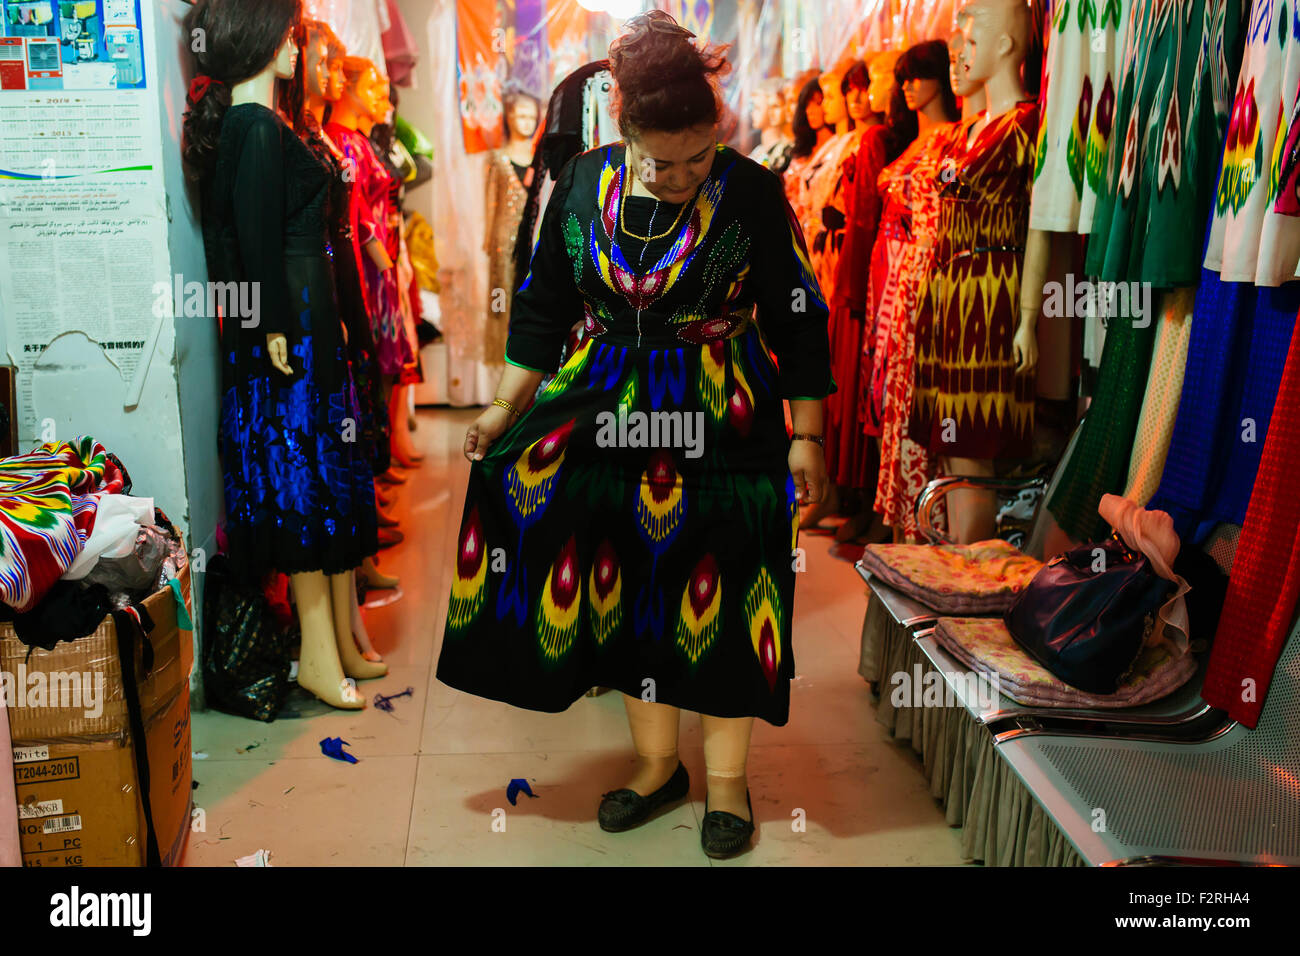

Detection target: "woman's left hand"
[789, 440, 827, 505]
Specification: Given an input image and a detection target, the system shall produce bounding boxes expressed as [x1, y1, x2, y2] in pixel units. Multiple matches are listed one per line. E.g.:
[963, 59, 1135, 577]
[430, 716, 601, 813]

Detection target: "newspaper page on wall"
[0, 0, 169, 443]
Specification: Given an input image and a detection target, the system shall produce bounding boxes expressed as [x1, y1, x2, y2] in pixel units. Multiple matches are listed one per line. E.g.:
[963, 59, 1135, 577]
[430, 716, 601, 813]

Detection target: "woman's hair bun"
[608, 10, 729, 136]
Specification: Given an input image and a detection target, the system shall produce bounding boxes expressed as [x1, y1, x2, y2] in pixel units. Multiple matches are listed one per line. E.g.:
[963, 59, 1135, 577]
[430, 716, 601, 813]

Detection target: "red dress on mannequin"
[826, 125, 891, 488]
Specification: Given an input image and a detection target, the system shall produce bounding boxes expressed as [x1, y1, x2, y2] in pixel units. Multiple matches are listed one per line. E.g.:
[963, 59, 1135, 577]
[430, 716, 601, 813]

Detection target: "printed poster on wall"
[0, 0, 168, 442]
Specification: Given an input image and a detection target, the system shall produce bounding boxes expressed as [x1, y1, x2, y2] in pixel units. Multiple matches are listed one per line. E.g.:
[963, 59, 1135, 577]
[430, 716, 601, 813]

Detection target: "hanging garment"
[825, 125, 895, 488]
[1148, 277, 1300, 540]
[1084, 0, 1245, 286]
[1203, 0, 1300, 285]
[807, 128, 867, 297]
[202, 105, 378, 580]
[910, 102, 1040, 461]
[873, 123, 959, 540]
[1201, 314, 1300, 728]
[1050, 0, 1246, 540]
[436, 146, 834, 726]
[326, 122, 414, 376]
[381, 0, 418, 86]
[0, 437, 124, 612]
[485, 147, 531, 367]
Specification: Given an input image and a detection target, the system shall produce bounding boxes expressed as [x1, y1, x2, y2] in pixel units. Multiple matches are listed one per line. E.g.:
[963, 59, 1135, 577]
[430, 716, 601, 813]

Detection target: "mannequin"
[182, 0, 386, 709]
[815, 49, 920, 542]
[326, 58, 416, 489]
[783, 76, 830, 228]
[949, 21, 986, 119]
[484, 89, 540, 371]
[910, 0, 1050, 544]
[747, 78, 793, 173]
[299, 19, 393, 657]
[870, 39, 964, 543]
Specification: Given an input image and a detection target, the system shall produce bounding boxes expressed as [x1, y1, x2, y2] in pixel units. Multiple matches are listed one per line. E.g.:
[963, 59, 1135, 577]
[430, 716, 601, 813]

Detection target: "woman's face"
[306, 37, 329, 98]
[845, 82, 872, 122]
[326, 55, 347, 102]
[767, 90, 785, 129]
[274, 32, 298, 80]
[750, 90, 768, 131]
[626, 122, 717, 203]
[902, 74, 940, 112]
[508, 98, 538, 140]
[819, 73, 846, 126]
[804, 91, 824, 131]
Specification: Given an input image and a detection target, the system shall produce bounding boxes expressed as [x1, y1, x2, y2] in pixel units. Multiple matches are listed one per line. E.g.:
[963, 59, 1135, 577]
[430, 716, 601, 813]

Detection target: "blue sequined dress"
[200, 104, 378, 579]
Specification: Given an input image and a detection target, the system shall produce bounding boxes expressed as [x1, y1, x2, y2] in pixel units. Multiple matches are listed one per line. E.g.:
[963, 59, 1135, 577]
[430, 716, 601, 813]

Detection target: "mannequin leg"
[390, 384, 424, 466]
[292, 571, 364, 709]
[329, 572, 388, 679]
[701, 714, 753, 820]
[620, 694, 681, 795]
[348, 572, 382, 662]
[360, 554, 399, 589]
[944, 457, 997, 544]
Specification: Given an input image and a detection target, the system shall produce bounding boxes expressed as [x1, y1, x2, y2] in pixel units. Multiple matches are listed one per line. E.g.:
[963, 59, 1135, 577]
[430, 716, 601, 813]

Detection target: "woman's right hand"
[464, 405, 516, 462]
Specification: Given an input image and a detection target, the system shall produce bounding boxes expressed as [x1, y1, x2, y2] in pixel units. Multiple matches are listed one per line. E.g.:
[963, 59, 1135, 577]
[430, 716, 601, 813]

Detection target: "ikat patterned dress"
[910, 102, 1040, 462]
[437, 144, 834, 726]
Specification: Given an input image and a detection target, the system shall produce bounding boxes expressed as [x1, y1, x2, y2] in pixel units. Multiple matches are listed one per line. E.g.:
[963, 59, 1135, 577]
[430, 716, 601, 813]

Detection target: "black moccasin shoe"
[701, 790, 755, 858]
[597, 761, 690, 832]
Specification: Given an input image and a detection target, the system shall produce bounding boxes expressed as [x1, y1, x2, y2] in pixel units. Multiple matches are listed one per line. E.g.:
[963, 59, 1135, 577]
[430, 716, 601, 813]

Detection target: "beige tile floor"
[186, 408, 966, 866]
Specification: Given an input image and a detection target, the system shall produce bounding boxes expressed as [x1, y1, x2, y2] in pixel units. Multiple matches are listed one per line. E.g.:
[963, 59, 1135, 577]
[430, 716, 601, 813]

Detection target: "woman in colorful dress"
[436, 11, 834, 860]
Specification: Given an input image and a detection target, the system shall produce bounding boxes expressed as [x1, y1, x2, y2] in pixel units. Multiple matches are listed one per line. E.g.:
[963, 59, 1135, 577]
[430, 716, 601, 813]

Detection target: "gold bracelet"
[492, 398, 519, 417]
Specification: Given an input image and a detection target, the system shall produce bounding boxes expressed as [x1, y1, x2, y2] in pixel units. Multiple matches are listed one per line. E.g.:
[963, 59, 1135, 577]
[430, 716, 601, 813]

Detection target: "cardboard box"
[6, 566, 194, 867]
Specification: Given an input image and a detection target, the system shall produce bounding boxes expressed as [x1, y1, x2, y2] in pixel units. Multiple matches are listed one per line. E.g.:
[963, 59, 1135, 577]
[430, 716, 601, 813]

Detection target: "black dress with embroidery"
[200, 103, 378, 579]
[438, 144, 833, 726]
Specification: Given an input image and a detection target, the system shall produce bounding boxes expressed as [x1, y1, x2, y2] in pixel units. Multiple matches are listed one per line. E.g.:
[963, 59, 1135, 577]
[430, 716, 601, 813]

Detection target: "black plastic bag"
[201, 553, 293, 722]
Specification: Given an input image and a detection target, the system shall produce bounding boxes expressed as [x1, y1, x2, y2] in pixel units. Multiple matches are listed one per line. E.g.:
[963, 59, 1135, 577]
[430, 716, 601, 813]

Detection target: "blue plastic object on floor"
[320, 737, 358, 764]
[506, 778, 536, 805]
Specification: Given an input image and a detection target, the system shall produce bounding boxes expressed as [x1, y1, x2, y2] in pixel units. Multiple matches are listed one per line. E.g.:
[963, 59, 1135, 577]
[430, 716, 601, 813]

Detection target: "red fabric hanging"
[1201, 314, 1300, 727]
[381, 0, 418, 87]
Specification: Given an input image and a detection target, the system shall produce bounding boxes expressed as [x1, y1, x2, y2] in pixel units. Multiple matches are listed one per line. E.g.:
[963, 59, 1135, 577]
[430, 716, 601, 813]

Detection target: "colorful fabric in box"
[0, 437, 125, 613]
[858, 539, 1043, 614]
[934, 617, 1196, 708]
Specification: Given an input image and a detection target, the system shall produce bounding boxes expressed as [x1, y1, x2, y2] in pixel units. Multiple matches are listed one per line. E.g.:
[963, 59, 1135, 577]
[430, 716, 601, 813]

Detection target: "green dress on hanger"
[1048, 0, 1246, 542]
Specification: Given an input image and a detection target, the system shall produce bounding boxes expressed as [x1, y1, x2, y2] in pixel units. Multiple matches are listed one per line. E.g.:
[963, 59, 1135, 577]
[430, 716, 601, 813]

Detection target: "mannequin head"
[181, 0, 302, 178]
[503, 88, 541, 143]
[818, 63, 849, 128]
[841, 61, 875, 127]
[896, 39, 960, 122]
[324, 32, 347, 102]
[301, 20, 336, 102]
[342, 57, 386, 120]
[765, 79, 786, 130]
[957, 0, 1031, 87]
[791, 76, 824, 158]
[867, 51, 901, 115]
[750, 88, 769, 132]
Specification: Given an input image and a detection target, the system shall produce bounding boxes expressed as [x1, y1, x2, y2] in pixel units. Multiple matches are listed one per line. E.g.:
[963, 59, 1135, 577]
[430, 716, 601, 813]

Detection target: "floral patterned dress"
[872, 123, 959, 540]
[437, 145, 834, 726]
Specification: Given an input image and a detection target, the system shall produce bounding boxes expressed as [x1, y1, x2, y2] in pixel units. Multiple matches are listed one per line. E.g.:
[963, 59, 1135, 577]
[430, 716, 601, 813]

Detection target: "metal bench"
[992, 616, 1300, 865]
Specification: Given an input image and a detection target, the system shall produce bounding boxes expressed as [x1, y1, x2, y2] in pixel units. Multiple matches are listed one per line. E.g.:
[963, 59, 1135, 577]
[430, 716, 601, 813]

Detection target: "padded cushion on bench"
[934, 617, 1196, 708]
[860, 540, 1043, 614]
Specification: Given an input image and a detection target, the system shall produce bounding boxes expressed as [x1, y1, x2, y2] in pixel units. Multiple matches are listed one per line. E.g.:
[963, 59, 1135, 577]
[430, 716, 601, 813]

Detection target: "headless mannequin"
[231, 35, 386, 709]
[942, 0, 1047, 544]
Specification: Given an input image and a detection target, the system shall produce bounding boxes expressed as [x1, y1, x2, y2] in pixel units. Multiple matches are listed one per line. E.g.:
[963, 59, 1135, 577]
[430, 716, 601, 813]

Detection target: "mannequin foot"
[361, 649, 384, 663]
[833, 510, 871, 542]
[298, 674, 365, 710]
[378, 467, 407, 485]
[704, 773, 751, 822]
[376, 503, 400, 527]
[340, 651, 388, 681]
[621, 754, 681, 797]
[378, 527, 404, 548]
[351, 628, 383, 663]
[376, 484, 394, 508]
